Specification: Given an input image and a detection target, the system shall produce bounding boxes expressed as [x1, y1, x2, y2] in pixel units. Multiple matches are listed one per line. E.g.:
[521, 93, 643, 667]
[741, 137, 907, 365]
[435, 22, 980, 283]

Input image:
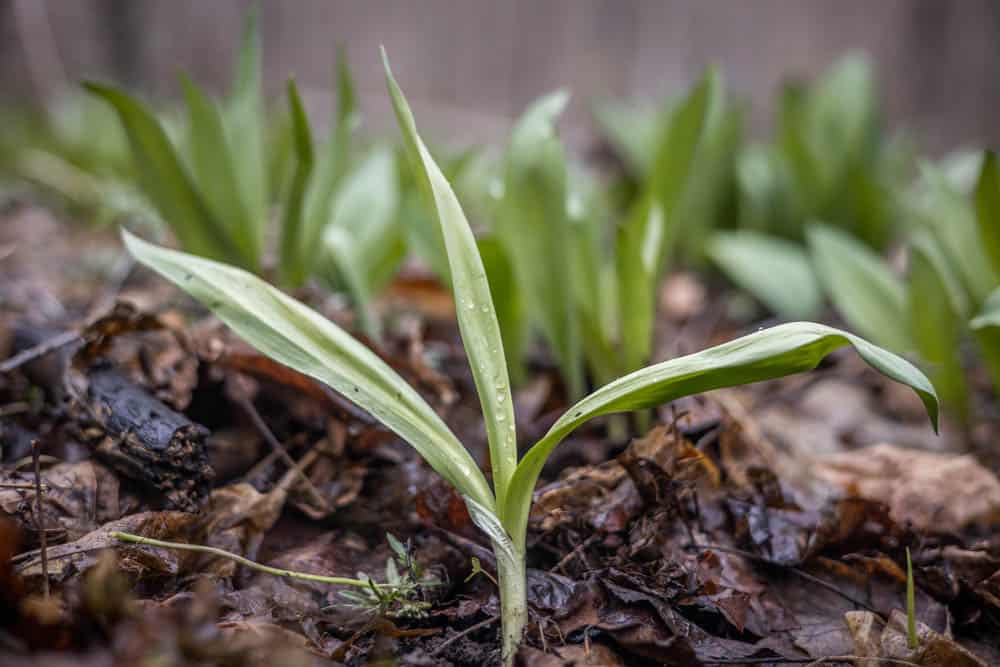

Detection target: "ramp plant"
[122, 52, 938, 664]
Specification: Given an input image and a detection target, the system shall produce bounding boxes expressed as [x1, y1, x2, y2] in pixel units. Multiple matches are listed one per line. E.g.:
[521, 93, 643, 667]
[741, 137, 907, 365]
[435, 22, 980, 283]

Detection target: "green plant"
[83, 11, 402, 340]
[121, 53, 938, 664]
[709, 54, 912, 321]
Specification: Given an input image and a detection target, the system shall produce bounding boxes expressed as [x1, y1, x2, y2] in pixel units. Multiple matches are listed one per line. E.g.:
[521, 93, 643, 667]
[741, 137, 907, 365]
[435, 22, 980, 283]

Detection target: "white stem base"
[496, 543, 527, 666]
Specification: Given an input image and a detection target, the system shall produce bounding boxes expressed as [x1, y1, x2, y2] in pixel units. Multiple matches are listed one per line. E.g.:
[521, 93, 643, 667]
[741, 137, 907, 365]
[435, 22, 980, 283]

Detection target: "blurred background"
[2, 0, 998, 153]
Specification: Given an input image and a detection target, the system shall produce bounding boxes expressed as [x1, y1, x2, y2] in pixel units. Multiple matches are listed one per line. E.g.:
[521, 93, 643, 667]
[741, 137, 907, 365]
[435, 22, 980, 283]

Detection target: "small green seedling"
[122, 51, 938, 665]
[337, 532, 439, 619]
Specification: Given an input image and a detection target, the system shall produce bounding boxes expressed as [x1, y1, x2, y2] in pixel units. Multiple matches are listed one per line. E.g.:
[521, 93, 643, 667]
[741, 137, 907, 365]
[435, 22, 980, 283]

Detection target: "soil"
[1, 202, 999, 666]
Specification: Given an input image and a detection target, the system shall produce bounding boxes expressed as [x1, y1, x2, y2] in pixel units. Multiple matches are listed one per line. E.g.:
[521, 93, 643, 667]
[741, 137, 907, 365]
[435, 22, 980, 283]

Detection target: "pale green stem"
[494, 541, 527, 666]
[110, 531, 379, 588]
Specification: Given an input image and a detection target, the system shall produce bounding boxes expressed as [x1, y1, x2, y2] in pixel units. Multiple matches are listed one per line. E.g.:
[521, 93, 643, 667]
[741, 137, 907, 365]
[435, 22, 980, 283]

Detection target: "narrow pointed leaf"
[708, 231, 821, 319]
[505, 322, 938, 548]
[180, 75, 256, 269]
[807, 223, 910, 353]
[907, 232, 968, 420]
[84, 82, 237, 262]
[279, 80, 315, 287]
[384, 51, 517, 507]
[123, 230, 494, 509]
[499, 90, 583, 398]
[227, 4, 267, 259]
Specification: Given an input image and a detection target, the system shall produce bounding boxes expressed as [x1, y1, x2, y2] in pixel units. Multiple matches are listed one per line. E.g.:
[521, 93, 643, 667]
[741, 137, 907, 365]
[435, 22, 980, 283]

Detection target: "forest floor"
[1, 202, 999, 666]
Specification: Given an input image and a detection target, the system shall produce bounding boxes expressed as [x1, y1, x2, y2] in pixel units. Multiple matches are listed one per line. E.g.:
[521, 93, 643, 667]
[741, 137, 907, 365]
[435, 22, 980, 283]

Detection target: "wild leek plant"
[122, 52, 938, 664]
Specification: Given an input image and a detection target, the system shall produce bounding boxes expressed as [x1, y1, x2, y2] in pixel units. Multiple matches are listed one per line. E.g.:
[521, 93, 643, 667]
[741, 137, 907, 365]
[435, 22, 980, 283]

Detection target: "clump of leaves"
[709, 54, 912, 321]
[122, 52, 938, 664]
[338, 533, 439, 619]
[84, 9, 402, 340]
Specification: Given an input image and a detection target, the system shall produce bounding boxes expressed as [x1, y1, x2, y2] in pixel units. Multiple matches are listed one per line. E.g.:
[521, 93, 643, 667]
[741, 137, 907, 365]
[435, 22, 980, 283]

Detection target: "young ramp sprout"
[122, 51, 939, 665]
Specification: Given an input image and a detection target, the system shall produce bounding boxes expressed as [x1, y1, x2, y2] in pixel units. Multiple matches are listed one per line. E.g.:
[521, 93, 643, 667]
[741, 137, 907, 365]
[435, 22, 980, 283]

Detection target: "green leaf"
[84, 82, 238, 263]
[970, 287, 1000, 398]
[975, 151, 1000, 276]
[617, 203, 664, 375]
[384, 50, 517, 507]
[498, 90, 583, 398]
[226, 5, 267, 261]
[907, 232, 968, 420]
[304, 50, 360, 281]
[180, 75, 256, 269]
[504, 322, 938, 549]
[591, 99, 660, 176]
[278, 79, 315, 287]
[707, 231, 821, 319]
[321, 147, 403, 340]
[806, 223, 910, 353]
[913, 163, 997, 307]
[123, 230, 494, 510]
[478, 237, 527, 387]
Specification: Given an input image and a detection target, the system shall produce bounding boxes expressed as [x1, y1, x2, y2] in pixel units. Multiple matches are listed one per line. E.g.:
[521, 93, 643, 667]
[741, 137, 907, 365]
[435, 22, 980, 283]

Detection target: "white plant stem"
[495, 541, 527, 666]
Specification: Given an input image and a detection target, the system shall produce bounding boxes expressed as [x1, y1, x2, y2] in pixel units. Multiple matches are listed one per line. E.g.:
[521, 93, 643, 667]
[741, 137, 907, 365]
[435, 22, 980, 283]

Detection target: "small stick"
[110, 532, 385, 589]
[32, 440, 49, 597]
[236, 396, 327, 510]
[0, 330, 80, 374]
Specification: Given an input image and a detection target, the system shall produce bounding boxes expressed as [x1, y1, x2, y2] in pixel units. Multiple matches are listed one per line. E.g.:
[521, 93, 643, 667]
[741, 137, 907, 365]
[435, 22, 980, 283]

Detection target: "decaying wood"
[77, 360, 212, 511]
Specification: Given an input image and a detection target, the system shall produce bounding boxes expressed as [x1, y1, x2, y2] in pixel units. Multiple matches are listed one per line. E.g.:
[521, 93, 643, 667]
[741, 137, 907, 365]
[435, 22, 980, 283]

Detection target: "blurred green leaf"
[971, 287, 1000, 399]
[479, 237, 527, 386]
[278, 80, 315, 287]
[497, 90, 583, 397]
[708, 231, 821, 319]
[84, 82, 239, 263]
[807, 223, 909, 352]
[180, 75, 256, 269]
[975, 151, 1000, 276]
[907, 231, 968, 420]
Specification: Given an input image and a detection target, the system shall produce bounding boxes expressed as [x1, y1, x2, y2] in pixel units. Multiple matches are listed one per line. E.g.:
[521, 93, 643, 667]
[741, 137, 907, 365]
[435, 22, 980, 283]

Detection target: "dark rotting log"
[80, 360, 212, 511]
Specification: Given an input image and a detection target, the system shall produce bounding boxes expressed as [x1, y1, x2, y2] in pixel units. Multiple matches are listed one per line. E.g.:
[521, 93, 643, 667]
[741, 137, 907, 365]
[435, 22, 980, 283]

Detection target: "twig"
[0, 330, 80, 374]
[685, 543, 880, 615]
[430, 615, 499, 657]
[32, 440, 49, 597]
[236, 396, 327, 510]
[550, 534, 597, 576]
[0, 402, 30, 416]
[110, 532, 387, 589]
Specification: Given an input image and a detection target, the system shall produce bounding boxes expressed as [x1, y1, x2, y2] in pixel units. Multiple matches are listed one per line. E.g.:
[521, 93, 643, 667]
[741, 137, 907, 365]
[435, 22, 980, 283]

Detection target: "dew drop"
[496, 392, 506, 403]
[497, 413, 506, 422]
[466, 300, 476, 310]
[480, 304, 488, 313]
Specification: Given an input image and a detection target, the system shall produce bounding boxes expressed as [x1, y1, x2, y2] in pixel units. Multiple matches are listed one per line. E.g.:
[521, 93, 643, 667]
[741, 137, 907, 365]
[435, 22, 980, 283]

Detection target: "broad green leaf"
[123, 230, 494, 510]
[384, 51, 517, 507]
[807, 223, 909, 352]
[278, 80, 315, 287]
[226, 5, 267, 261]
[708, 231, 821, 319]
[180, 75, 256, 269]
[907, 232, 968, 420]
[498, 90, 584, 398]
[504, 322, 938, 549]
[971, 287, 1000, 398]
[975, 151, 1000, 276]
[84, 82, 238, 263]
